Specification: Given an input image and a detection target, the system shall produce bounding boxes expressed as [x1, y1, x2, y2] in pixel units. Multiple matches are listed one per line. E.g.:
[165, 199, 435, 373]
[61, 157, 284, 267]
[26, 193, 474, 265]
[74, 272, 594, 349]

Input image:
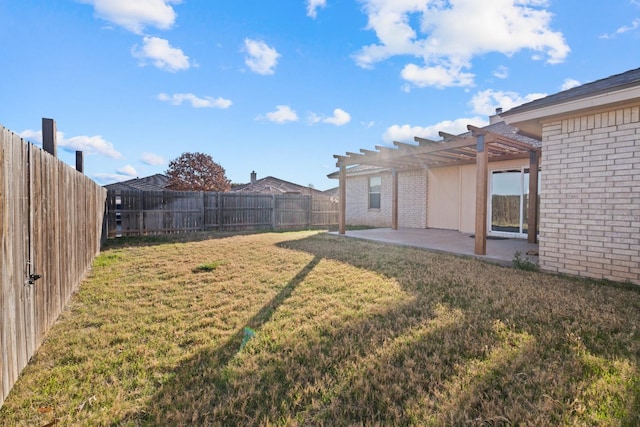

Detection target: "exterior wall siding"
[540, 105, 640, 285]
[345, 170, 427, 228]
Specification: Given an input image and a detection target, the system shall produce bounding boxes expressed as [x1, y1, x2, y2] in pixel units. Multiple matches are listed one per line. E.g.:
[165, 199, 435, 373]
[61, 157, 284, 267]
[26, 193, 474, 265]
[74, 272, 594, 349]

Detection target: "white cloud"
[469, 89, 547, 116]
[141, 152, 165, 166]
[79, 0, 181, 34]
[383, 117, 489, 144]
[132, 36, 190, 72]
[92, 172, 136, 185]
[308, 108, 352, 126]
[307, 0, 327, 18]
[493, 65, 509, 79]
[600, 18, 640, 39]
[354, 0, 570, 88]
[244, 39, 280, 75]
[157, 93, 232, 108]
[560, 78, 581, 91]
[19, 129, 122, 159]
[401, 63, 474, 89]
[259, 105, 299, 124]
[117, 165, 138, 177]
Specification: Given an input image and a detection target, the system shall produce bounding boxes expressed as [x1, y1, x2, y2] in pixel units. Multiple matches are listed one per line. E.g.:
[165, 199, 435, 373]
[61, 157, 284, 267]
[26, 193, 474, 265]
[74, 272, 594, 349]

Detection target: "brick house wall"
[540, 106, 640, 284]
[398, 170, 428, 228]
[345, 170, 427, 228]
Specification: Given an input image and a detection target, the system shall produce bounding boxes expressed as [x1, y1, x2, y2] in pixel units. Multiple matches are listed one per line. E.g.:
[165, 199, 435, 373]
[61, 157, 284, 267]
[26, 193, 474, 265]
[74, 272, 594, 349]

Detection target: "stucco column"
[474, 135, 488, 255]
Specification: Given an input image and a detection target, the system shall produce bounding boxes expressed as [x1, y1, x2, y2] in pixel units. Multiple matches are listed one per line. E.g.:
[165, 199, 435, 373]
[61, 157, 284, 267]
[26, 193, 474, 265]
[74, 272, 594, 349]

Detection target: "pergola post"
[474, 135, 488, 255]
[339, 164, 346, 234]
[391, 168, 398, 230]
[527, 150, 539, 243]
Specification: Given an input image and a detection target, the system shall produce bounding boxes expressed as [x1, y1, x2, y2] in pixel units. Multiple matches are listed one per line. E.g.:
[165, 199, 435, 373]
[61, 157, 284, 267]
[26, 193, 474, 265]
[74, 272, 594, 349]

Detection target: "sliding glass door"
[490, 169, 534, 236]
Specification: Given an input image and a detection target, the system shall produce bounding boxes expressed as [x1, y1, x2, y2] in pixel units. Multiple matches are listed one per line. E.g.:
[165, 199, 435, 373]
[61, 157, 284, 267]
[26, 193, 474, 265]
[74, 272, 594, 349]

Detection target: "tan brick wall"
[398, 170, 428, 228]
[540, 105, 640, 284]
[345, 170, 427, 228]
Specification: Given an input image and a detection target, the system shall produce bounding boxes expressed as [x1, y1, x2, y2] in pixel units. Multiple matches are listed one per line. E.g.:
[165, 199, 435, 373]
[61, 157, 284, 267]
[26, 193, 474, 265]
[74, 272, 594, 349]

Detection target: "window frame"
[368, 175, 381, 210]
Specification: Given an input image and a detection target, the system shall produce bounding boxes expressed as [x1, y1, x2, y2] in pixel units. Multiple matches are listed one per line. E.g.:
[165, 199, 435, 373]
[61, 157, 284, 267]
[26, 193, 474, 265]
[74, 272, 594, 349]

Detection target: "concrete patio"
[331, 227, 539, 266]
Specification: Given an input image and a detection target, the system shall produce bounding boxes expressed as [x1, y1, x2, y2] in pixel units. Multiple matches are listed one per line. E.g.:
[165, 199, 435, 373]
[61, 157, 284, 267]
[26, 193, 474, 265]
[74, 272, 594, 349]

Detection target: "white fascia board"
[504, 86, 640, 124]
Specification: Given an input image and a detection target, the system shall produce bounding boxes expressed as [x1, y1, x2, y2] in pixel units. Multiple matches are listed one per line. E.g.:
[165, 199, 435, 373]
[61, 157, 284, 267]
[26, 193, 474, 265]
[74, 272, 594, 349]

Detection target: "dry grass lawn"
[1, 230, 639, 426]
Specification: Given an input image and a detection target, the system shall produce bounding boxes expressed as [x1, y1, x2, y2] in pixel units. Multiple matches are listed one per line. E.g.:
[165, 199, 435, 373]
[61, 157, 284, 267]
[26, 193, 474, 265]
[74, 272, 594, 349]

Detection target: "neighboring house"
[104, 173, 169, 192]
[321, 186, 340, 201]
[231, 171, 324, 196]
[330, 67, 640, 285]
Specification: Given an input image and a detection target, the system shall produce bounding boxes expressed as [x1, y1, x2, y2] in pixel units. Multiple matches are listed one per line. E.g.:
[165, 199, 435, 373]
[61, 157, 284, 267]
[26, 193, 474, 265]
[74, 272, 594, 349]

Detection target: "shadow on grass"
[121, 233, 640, 425]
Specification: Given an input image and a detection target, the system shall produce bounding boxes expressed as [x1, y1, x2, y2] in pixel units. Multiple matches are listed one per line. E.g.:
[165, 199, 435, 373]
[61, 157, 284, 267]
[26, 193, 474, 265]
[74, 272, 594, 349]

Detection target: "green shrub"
[512, 251, 538, 271]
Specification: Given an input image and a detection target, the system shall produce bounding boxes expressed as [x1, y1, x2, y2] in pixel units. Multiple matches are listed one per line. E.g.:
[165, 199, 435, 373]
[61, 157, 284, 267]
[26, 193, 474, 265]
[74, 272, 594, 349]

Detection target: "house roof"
[331, 121, 540, 173]
[230, 176, 323, 195]
[322, 187, 340, 198]
[327, 164, 389, 179]
[104, 173, 169, 191]
[502, 67, 640, 117]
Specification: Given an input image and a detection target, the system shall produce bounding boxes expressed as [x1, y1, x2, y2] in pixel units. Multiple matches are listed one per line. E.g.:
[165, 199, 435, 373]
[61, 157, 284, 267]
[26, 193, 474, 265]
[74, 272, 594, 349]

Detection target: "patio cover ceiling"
[334, 124, 541, 169]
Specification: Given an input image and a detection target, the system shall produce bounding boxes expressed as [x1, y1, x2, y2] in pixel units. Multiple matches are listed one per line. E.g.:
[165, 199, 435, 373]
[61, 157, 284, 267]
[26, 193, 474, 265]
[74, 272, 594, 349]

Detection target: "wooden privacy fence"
[105, 190, 339, 237]
[1, 122, 107, 406]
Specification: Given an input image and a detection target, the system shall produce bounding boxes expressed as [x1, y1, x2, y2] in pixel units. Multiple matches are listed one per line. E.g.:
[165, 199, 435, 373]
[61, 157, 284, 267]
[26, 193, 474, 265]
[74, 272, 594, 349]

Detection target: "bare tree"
[166, 152, 231, 192]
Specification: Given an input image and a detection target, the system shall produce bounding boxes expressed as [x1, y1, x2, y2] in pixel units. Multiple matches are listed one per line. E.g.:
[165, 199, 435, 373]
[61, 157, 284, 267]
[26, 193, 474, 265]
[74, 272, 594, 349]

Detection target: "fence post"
[217, 192, 223, 231]
[42, 118, 57, 157]
[138, 191, 144, 236]
[75, 151, 84, 173]
[308, 193, 312, 229]
[200, 191, 205, 231]
[272, 194, 277, 230]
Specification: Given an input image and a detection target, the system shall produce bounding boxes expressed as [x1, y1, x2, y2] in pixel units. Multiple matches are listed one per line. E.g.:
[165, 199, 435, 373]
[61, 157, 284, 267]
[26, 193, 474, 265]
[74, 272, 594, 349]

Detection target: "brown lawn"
[1, 230, 639, 426]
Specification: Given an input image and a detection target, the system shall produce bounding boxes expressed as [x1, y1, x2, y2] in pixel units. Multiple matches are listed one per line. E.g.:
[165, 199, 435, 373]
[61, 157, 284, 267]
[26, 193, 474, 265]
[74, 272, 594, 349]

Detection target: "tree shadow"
[118, 233, 640, 425]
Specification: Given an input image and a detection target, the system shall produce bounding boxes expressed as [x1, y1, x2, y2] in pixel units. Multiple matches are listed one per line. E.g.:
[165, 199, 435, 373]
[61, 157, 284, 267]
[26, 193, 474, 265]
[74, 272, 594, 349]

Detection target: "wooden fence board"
[1, 123, 106, 407]
[105, 190, 338, 236]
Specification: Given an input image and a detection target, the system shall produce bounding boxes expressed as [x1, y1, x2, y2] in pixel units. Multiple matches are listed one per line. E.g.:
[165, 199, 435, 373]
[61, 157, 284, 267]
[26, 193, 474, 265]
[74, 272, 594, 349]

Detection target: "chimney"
[250, 170, 257, 184]
[489, 107, 504, 124]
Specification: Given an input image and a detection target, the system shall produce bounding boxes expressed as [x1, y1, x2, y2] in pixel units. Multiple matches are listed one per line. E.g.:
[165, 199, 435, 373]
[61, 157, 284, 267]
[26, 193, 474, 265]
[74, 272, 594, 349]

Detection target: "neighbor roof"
[502, 67, 640, 116]
[230, 176, 323, 195]
[104, 173, 169, 191]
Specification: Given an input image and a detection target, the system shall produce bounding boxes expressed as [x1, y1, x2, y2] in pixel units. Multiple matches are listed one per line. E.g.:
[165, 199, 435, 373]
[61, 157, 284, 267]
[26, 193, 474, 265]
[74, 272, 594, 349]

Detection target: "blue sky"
[1, 1, 639, 190]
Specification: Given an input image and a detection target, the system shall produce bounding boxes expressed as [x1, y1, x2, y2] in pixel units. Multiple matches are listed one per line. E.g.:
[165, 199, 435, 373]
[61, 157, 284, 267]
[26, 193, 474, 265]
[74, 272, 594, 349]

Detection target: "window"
[369, 176, 381, 209]
[490, 168, 540, 236]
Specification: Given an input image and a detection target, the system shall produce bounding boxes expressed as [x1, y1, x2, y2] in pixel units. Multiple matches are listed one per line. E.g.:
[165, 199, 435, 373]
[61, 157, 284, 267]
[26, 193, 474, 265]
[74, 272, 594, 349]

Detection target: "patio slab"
[330, 228, 539, 266]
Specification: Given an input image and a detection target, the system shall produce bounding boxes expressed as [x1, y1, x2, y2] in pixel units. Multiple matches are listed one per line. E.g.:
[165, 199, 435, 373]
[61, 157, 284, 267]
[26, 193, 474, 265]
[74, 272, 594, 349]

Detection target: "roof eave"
[503, 85, 640, 124]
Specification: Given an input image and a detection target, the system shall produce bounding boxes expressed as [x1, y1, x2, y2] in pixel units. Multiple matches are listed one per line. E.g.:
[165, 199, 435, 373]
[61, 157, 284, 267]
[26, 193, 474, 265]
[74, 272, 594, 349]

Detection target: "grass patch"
[192, 261, 222, 273]
[1, 231, 639, 426]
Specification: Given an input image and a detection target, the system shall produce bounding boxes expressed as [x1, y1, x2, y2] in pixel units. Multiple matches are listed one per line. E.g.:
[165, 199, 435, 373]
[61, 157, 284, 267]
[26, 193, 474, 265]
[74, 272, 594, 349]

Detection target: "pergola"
[333, 124, 541, 255]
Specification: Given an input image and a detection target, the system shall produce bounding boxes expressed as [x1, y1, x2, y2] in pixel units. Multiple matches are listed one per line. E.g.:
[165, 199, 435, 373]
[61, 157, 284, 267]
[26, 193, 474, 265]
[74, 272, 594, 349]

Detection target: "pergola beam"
[414, 136, 440, 145]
